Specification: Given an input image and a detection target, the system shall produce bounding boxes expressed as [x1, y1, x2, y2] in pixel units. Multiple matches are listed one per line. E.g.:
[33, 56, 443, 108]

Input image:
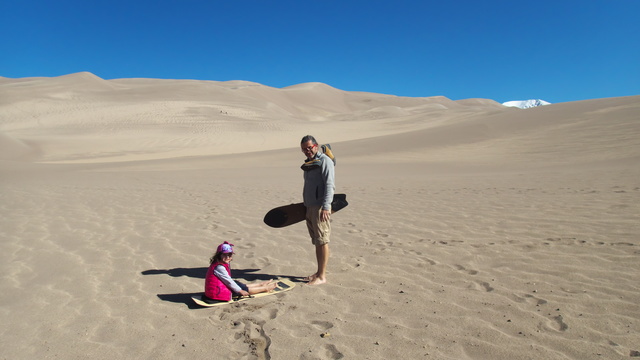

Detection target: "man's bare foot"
[303, 273, 317, 282]
[266, 281, 277, 291]
[307, 276, 326, 285]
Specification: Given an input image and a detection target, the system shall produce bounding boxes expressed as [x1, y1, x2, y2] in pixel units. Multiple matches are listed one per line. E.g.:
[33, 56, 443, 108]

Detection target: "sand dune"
[1, 73, 639, 359]
[0, 72, 512, 164]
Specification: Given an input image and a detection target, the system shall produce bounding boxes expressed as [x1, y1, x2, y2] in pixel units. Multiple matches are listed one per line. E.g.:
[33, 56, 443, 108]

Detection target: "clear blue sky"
[1, 0, 638, 103]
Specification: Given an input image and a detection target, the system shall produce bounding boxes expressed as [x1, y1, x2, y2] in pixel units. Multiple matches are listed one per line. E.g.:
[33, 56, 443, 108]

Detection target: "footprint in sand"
[206, 223, 219, 230]
[470, 281, 494, 292]
[235, 319, 271, 358]
[423, 257, 437, 265]
[544, 315, 569, 332]
[340, 257, 365, 272]
[454, 264, 479, 275]
[311, 320, 334, 331]
[319, 344, 345, 359]
[249, 256, 272, 268]
[523, 293, 548, 306]
[346, 223, 361, 234]
[236, 306, 279, 320]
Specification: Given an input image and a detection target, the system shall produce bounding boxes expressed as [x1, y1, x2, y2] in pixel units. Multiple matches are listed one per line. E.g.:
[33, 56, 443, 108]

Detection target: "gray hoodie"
[302, 152, 335, 210]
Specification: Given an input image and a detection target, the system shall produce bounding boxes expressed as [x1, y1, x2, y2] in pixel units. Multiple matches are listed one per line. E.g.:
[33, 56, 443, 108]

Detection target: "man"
[300, 135, 335, 285]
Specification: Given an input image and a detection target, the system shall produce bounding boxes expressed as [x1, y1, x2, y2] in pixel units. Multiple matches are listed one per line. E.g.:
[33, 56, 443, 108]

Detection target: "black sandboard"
[263, 193, 348, 228]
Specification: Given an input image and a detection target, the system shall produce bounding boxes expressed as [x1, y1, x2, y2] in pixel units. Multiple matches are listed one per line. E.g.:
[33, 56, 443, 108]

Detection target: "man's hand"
[320, 209, 331, 222]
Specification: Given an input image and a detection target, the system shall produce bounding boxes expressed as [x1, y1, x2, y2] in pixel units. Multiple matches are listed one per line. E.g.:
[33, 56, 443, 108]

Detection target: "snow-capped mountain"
[502, 99, 551, 109]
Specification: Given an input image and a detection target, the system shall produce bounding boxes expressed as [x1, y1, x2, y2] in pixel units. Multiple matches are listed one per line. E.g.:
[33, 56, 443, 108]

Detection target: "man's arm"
[320, 156, 335, 221]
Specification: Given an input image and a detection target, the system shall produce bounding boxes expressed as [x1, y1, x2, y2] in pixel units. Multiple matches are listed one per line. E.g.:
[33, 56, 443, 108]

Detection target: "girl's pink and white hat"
[217, 241, 234, 254]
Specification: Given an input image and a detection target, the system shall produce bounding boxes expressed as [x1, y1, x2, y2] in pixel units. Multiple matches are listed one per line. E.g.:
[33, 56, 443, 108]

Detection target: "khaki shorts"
[306, 205, 331, 245]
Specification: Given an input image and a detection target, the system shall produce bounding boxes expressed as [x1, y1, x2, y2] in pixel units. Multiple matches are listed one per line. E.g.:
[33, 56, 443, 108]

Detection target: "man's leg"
[304, 209, 318, 282]
[308, 243, 329, 285]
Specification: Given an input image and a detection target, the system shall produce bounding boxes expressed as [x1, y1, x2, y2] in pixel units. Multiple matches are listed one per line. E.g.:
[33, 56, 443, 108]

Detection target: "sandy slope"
[1, 73, 639, 359]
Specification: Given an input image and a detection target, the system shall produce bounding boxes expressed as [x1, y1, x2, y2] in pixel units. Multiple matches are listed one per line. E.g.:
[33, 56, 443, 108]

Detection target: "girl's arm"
[213, 265, 243, 293]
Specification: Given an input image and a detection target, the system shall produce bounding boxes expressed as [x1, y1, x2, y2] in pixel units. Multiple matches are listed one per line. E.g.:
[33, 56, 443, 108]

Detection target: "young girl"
[204, 241, 276, 301]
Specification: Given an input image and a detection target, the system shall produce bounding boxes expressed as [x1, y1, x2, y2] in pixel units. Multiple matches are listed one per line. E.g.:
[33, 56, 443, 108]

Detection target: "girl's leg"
[246, 280, 277, 294]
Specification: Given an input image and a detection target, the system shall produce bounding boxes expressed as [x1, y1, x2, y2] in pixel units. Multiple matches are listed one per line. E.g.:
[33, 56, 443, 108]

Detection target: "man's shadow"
[141, 267, 304, 309]
[141, 267, 208, 279]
